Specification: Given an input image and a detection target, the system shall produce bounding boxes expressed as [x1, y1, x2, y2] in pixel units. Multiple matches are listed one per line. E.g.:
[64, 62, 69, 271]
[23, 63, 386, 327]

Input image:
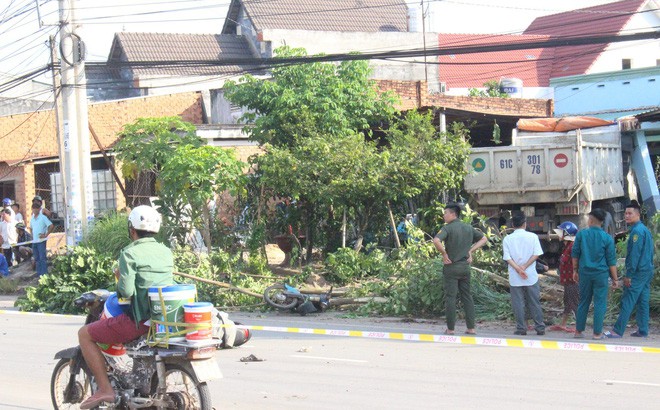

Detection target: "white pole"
[59, 0, 91, 245]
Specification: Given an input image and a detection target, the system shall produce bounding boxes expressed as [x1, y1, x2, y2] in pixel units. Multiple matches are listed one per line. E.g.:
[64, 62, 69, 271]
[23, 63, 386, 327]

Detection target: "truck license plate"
[191, 359, 222, 382]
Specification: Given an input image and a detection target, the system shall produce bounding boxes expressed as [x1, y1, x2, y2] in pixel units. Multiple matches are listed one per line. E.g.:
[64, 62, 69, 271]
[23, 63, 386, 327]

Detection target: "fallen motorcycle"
[51, 289, 250, 410]
[263, 283, 332, 315]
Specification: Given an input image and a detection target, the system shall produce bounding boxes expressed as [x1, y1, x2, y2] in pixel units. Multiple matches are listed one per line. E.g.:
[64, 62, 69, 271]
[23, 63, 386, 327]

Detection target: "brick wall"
[0, 92, 203, 163]
[0, 92, 204, 210]
[376, 80, 553, 117]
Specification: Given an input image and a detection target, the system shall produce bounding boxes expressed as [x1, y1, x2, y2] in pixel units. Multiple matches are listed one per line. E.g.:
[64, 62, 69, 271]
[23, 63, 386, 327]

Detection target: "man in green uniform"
[433, 205, 488, 335]
[571, 208, 618, 340]
[78, 206, 174, 409]
[607, 201, 654, 338]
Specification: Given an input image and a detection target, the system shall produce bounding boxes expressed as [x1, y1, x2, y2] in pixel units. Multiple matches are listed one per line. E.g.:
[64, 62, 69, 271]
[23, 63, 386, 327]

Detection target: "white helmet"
[128, 205, 162, 233]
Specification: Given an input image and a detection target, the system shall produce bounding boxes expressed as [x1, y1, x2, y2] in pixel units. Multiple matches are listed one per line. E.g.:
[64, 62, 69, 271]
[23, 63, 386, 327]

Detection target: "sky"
[0, 0, 634, 99]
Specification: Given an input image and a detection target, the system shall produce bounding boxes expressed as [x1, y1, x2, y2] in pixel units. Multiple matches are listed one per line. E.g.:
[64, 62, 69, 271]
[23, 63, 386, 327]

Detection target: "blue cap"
[2, 198, 11, 206]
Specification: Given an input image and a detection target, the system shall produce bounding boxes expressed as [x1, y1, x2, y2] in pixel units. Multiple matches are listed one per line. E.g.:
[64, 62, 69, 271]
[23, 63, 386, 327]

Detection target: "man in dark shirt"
[433, 205, 488, 335]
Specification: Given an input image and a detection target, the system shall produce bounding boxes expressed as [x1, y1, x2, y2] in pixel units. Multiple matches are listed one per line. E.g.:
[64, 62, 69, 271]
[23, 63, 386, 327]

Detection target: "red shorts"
[87, 313, 149, 344]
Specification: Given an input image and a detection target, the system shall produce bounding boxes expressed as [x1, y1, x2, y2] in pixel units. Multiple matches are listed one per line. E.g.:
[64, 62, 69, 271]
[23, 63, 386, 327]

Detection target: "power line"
[82, 31, 659, 72]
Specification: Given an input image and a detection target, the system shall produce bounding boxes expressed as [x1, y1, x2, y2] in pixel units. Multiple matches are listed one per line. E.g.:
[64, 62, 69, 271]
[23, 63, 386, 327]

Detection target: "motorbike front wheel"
[263, 284, 299, 310]
[158, 364, 212, 410]
[51, 358, 95, 410]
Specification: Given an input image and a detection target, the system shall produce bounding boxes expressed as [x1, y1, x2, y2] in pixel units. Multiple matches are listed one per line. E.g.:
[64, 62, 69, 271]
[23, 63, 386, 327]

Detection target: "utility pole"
[49, 35, 67, 218]
[59, 0, 94, 245]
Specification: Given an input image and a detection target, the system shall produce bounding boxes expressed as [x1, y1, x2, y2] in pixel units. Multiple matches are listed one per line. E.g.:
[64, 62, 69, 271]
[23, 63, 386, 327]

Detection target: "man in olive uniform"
[433, 205, 488, 335]
[607, 201, 654, 338]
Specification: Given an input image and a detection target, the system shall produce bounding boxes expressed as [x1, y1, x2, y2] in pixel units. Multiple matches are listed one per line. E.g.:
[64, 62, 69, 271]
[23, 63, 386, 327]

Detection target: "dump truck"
[464, 117, 658, 261]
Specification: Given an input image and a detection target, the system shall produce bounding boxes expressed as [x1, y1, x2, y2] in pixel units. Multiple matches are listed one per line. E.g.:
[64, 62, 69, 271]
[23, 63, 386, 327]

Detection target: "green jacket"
[117, 237, 174, 325]
[571, 226, 616, 275]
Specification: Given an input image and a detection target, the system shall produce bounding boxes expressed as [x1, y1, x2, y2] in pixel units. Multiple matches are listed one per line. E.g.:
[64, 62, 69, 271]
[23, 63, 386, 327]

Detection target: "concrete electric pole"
[58, 0, 94, 245]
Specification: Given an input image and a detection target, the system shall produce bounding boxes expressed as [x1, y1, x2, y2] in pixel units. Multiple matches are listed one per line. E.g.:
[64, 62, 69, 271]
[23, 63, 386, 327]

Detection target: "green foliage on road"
[16, 247, 115, 314]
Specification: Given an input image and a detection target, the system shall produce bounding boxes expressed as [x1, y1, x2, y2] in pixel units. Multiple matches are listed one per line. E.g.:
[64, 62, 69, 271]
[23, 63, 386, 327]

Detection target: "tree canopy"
[224, 47, 472, 254]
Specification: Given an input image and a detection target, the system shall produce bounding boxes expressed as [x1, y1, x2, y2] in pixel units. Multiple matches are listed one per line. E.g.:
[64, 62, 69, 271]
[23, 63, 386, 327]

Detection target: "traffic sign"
[554, 153, 568, 168]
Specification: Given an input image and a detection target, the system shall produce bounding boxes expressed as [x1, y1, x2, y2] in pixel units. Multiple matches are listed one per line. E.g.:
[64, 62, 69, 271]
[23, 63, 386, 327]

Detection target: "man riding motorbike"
[77, 206, 174, 409]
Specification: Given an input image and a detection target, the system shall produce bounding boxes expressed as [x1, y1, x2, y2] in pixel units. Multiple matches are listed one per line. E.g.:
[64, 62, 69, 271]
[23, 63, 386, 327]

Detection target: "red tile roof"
[223, 0, 408, 33]
[523, 0, 647, 78]
[437, 34, 555, 88]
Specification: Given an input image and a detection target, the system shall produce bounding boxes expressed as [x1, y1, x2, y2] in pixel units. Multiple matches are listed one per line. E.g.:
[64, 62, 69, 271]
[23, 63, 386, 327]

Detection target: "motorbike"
[263, 283, 332, 315]
[50, 289, 226, 410]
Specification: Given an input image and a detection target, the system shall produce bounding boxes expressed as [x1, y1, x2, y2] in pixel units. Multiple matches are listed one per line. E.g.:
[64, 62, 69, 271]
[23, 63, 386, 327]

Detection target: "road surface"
[0, 309, 659, 409]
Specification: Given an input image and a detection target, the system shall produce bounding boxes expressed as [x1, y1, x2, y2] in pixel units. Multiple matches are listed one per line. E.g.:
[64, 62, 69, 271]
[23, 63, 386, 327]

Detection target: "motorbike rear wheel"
[51, 358, 95, 410]
[157, 364, 212, 410]
[263, 283, 299, 310]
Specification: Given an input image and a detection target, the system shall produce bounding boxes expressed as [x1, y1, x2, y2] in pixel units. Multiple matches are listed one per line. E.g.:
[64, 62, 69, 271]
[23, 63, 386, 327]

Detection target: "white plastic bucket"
[184, 302, 213, 344]
[148, 284, 196, 341]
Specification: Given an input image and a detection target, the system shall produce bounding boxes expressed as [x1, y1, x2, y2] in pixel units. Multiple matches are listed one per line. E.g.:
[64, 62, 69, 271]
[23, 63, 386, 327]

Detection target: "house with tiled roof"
[524, 0, 659, 77]
[220, 0, 442, 91]
[437, 33, 556, 99]
[436, 0, 659, 99]
[88, 32, 257, 101]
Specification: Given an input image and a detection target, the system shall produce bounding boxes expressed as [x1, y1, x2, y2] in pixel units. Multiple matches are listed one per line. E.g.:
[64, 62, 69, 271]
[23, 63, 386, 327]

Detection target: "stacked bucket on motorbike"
[146, 284, 252, 347]
[94, 284, 251, 373]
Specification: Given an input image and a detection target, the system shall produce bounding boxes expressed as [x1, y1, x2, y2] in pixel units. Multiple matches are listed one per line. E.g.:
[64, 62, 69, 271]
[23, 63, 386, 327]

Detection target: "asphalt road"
[1, 310, 659, 409]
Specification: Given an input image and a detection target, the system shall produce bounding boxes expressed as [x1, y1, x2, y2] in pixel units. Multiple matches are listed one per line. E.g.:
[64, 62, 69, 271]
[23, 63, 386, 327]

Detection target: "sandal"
[443, 329, 455, 335]
[604, 331, 622, 339]
[464, 330, 477, 335]
[573, 332, 584, 339]
[630, 331, 648, 338]
[592, 334, 605, 340]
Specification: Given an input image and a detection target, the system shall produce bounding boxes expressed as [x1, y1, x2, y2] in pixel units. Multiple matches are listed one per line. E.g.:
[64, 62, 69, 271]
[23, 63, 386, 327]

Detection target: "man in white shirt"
[0, 209, 17, 266]
[502, 212, 546, 336]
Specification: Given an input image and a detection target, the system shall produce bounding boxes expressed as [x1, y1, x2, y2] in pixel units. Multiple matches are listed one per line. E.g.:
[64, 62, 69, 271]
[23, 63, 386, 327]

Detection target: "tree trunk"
[201, 201, 212, 252]
[387, 201, 400, 248]
[304, 204, 314, 263]
[341, 208, 347, 248]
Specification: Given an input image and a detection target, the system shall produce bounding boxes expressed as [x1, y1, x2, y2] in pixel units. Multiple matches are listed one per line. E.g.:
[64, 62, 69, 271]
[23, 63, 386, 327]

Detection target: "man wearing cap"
[571, 208, 618, 339]
[2, 198, 15, 221]
[606, 201, 654, 338]
[13, 222, 33, 264]
[550, 222, 579, 332]
[32, 195, 52, 218]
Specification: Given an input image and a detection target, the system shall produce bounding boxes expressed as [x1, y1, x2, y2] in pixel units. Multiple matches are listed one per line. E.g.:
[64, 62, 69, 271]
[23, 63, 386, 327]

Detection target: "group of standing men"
[0, 195, 53, 277]
[433, 202, 654, 339]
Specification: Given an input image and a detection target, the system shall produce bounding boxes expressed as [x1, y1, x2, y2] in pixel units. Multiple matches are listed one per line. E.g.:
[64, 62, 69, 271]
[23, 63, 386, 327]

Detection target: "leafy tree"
[225, 47, 472, 255]
[159, 145, 245, 248]
[113, 117, 245, 249]
[114, 116, 202, 180]
[468, 80, 510, 98]
[224, 46, 398, 148]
